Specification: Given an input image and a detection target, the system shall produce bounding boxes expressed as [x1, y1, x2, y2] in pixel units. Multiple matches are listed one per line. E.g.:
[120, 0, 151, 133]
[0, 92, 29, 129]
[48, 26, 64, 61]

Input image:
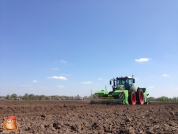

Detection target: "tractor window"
[116, 79, 126, 85]
[128, 79, 133, 85]
[116, 79, 133, 85]
[116, 80, 121, 85]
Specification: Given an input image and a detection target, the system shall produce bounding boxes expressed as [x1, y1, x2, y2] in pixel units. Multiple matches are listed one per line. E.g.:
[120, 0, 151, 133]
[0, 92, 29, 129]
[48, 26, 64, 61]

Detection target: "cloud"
[98, 78, 102, 80]
[61, 60, 67, 63]
[135, 58, 150, 62]
[162, 74, 169, 77]
[57, 85, 64, 88]
[82, 82, 92, 84]
[134, 77, 139, 80]
[51, 68, 59, 70]
[32, 80, 37, 83]
[148, 86, 154, 89]
[48, 76, 67, 80]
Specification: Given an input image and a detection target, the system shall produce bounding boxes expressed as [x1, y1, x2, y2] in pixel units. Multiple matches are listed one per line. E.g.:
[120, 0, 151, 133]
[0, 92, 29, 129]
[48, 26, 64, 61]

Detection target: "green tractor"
[90, 75, 149, 105]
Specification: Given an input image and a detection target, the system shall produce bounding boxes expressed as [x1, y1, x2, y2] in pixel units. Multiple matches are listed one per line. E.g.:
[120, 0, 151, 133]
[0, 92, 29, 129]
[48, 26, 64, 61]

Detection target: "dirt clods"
[0, 101, 178, 134]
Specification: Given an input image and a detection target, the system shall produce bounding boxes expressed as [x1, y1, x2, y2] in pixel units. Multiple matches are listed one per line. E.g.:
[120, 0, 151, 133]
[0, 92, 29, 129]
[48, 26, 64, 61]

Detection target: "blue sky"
[0, 1, 178, 98]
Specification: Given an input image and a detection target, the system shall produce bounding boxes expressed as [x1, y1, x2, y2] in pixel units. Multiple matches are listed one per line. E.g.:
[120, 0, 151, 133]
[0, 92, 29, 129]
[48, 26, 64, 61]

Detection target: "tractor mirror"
[133, 79, 135, 83]
[110, 80, 112, 85]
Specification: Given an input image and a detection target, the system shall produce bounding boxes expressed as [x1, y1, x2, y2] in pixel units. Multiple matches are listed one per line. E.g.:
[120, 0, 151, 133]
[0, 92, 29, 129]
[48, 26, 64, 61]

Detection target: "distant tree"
[148, 97, 155, 101]
[76, 94, 80, 99]
[65, 96, 70, 100]
[173, 97, 177, 102]
[23, 93, 29, 100]
[39, 95, 45, 100]
[6, 94, 10, 100]
[28, 94, 35, 100]
[157, 96, 168, 102]
[11, 93, 17, 100]
[34, 95, 39, 100]
[61, 96, 66, 100]
[45, 96, 51, 100]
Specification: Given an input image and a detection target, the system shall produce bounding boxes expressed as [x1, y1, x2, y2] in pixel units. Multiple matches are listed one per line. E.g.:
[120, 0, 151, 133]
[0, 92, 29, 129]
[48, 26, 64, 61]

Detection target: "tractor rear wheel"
[129, 91, 136, 105]
[137, 89, 144, 104]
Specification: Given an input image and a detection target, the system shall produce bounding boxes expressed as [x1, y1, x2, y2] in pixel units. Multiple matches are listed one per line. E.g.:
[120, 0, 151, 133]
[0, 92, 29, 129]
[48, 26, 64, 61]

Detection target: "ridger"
[90, 75, 149, 105]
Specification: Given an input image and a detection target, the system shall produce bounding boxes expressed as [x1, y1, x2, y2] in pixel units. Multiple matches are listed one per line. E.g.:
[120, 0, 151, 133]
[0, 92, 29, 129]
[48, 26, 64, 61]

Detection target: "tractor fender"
[131, 86, 138, 92]
[137, 87, 140, 92]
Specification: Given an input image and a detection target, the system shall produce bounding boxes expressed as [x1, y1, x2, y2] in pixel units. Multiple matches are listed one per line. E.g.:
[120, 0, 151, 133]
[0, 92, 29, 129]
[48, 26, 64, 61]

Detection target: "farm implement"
[90, 75, 149, 105]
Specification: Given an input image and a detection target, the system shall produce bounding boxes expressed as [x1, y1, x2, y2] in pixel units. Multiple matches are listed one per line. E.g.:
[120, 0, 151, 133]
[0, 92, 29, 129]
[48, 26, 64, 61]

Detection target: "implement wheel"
[129, 91, 136, 105]
[137, 89, 144, 105]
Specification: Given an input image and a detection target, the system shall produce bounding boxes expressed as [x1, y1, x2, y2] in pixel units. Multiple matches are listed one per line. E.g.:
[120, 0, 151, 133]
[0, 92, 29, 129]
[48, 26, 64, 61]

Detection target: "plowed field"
[0, 101, 178, 134]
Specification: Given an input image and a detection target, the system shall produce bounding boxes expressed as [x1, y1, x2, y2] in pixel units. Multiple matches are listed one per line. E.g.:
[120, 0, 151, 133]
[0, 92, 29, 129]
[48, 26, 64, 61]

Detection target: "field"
[0, 101, 178, 134]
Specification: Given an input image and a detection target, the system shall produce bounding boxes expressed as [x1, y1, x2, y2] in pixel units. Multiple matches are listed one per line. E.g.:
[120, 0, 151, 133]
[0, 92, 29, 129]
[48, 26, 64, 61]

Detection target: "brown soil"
[0, 101, 178, 134]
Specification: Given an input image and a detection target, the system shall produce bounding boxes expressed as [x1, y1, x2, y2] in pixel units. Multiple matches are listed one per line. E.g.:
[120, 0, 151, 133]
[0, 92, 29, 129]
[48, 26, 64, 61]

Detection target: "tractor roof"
[117, 76, 133, 79]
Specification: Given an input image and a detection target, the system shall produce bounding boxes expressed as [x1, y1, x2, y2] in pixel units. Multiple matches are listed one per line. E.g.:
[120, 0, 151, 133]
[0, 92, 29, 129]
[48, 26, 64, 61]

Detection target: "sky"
[0, 1, 178, 98]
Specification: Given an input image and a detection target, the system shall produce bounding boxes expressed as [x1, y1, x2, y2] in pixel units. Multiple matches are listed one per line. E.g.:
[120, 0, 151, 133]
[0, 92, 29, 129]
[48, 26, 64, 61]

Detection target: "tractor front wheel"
[129, 91, 136, 105]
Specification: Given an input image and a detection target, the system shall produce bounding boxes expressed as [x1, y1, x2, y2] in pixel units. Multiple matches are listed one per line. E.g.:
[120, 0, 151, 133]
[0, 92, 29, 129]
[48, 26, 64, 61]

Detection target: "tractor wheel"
[129, 91, 136, 105]
[137, 89, 144, 105]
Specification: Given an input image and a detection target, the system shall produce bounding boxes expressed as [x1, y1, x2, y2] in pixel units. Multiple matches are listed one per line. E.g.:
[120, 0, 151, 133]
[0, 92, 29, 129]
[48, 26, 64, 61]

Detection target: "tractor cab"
[116, 77, 135, 86]
[110, 76, 135, 91]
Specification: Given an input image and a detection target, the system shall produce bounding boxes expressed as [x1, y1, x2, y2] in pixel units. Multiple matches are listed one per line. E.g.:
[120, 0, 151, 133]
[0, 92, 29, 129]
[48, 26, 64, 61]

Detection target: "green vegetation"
[148, 96, 178, 103]
[0, 93, 90, 101]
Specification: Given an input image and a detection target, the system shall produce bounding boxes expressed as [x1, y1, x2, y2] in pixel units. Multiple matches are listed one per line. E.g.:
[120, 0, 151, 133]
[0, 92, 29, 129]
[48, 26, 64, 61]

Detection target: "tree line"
[0, 93, 90, 100]
[0, 94, 177, 102]
[148, 96, 178, 102]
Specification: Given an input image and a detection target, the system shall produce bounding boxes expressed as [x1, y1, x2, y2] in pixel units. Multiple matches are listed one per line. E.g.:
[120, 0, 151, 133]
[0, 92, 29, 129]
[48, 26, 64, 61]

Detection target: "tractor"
[90, 75, 149, 105]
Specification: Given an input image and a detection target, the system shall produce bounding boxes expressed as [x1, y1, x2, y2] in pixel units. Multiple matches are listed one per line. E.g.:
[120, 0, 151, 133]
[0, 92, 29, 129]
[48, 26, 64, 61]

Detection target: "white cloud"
[51, 68, 59, 70]
[57, 85, 64, 88]
[47, 76, 67, 80]
[135, 77, 139, 80]
[148, 86, 154, 89]
[32, 80, 37, 83]
[82, 82, 92, 84]
[162, 74, 169, 77]
[135, 58, 150, 62]
[61, 60, 67, 63]
[98, 78, 102, 80]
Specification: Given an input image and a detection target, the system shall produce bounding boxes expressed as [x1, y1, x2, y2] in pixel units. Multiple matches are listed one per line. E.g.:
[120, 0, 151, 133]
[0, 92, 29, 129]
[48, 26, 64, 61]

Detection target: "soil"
[0, 101, 178, 134]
